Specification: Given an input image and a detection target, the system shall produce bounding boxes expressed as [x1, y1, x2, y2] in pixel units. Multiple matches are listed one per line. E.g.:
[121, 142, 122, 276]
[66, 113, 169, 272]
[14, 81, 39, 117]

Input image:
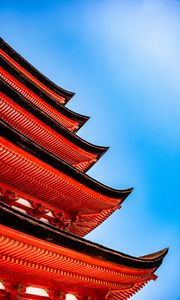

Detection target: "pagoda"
[0, 38, 168, 300]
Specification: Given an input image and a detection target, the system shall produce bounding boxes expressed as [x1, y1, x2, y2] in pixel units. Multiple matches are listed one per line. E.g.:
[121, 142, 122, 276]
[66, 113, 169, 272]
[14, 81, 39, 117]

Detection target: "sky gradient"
[1, 1, 180, 299]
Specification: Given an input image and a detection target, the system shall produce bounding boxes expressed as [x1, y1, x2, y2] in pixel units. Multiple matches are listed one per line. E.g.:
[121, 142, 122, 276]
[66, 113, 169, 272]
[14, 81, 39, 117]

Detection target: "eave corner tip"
[140, 247, 169, 261]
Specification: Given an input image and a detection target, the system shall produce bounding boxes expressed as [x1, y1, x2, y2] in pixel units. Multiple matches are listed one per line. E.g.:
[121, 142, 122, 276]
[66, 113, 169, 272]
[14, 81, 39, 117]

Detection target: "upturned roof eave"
[1, 120, 132, 200]
[0, 203, 168, 270]
[0, 57, 90, 129]
[0, 37, 74, 103]
[0, 80, 108, 160]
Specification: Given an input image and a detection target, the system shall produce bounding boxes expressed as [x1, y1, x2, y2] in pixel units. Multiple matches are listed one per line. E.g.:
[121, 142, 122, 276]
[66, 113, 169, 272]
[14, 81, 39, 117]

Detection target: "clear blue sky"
[1, 1, 180, 299]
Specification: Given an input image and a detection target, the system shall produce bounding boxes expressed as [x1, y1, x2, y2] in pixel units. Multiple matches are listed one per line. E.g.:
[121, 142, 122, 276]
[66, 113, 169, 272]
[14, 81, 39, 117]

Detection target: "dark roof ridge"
[0, 80, 108, 161]
[0, 56, 89, 131]
[139, 248, 169, 261]
[0, 37, 74, 103]
[0, 203, 168, 270]
[1, 120, 132, 200]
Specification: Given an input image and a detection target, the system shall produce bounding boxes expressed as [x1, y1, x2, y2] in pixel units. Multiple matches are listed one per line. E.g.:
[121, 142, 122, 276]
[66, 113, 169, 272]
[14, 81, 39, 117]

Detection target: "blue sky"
[1, 1, 180, 299]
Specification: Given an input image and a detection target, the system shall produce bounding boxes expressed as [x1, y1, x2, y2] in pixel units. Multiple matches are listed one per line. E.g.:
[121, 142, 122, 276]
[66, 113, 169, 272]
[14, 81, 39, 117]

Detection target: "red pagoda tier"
[0, 38, 168, 300]
[0, 38, 74, 104]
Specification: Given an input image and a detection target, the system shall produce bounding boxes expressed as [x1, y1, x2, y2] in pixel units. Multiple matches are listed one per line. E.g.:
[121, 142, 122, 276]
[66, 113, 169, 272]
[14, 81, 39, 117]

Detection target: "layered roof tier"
[0, 38, 74, 104]
[0, 80, 108, 172]
[0, 54, 89, 132]
[0, 39, 132, 237]
[0, 128, 131, 236]
[0, 38, 168, 299]
[0, 203, 168, 300]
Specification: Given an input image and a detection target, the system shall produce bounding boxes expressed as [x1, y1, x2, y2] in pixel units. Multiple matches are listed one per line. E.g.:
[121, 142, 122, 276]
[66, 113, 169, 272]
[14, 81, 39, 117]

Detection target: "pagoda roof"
[1, 122, 132, 199]
[0, 203, 168, 299]
[0, 203, 168, 270]
[1, 81, 108, 172]
[0, 38, 74, 104]
[0, 126, 132, 236]
[0, 38, 168, 299]
[0, 56, 89, 132]
[0, 86, 105, 173]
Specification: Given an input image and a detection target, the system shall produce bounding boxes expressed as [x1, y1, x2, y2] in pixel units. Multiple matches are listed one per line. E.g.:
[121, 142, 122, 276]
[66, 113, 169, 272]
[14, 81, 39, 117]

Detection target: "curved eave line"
[0, 37, 74, 103]
[0, 80, 107, 159]
[1, 121, 132, 200]
[140, 248, 169, 261]
[0, 57, 89, 130]
[140, 248, 169, 273]
[0, 203, 168, 270]
[85, 146, 110, 173]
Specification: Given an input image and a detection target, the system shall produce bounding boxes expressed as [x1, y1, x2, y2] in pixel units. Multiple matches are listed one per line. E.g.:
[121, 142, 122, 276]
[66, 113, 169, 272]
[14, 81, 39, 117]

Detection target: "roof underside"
[0, 125, 132, 199]
[0, 204, 168, 299]
[0, 56, 89, 133]
[0, 38, 74, 104]
[0, 133, 131, 236]
[0, 38, 168, 299]
[0, 89, 104, 172]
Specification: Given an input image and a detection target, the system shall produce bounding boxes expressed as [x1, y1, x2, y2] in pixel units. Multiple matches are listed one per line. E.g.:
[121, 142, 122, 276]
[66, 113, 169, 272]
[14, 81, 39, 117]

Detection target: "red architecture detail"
[0, 38, 168, 299]
[0, 68, 80, 132]
[0, 39, 74, 104]
[0, 91, 103, 172]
